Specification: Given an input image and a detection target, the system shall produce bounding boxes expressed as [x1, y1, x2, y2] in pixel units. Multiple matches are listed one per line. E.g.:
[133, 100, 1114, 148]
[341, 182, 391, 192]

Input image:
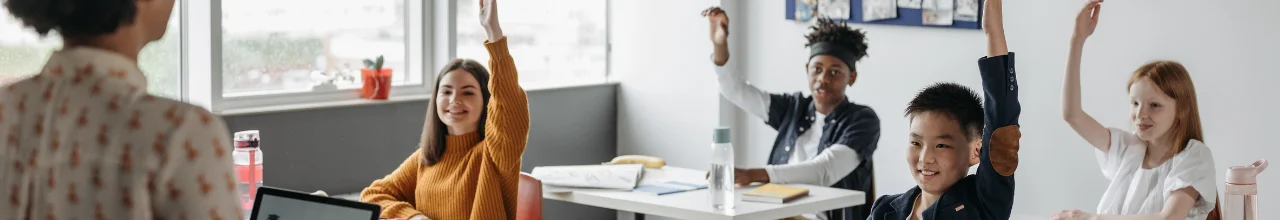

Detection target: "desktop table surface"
[540, 166, 865, 220]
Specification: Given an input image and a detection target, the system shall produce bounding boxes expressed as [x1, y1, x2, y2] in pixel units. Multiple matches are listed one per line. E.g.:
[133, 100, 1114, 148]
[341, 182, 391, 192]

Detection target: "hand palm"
[480, 0, 498, 29]
[703, 7, 729, 46]
[1074, 0, 1102, 39]
[711, 16, 728, 45]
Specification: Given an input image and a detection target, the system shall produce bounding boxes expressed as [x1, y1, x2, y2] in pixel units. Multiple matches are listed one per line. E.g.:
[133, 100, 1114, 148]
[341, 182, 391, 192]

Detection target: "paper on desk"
[531, 164, 643, 190]
[921, 0, 954, 26]
[638, 166, 709, 188]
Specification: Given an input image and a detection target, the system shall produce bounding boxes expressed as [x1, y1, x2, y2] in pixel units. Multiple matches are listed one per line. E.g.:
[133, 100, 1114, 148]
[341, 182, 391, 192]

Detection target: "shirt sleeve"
[149, 107, 243, 220]
[360, 151, 425, 218]
[975, 53, 1021, 220]
[763, 144, 860, 186]
[712, 55, 771, 121]
[1095, 128, 1137, 180]
[1163, 142, 1218, 217]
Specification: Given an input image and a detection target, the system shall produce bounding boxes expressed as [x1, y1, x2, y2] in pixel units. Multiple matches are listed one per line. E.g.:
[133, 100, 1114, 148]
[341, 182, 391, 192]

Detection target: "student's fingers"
[1079, 0, 1101, 16]
[702, 7, 723, 17]
[1091, 4, 1102, 23]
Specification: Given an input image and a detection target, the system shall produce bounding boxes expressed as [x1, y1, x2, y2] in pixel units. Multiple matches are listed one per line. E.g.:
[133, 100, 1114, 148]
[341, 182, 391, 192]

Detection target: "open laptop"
[250, 186, 381, 220]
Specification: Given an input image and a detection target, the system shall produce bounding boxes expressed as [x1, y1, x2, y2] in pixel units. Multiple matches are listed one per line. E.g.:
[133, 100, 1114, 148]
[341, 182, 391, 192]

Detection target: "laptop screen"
[254, 193, 378, 220]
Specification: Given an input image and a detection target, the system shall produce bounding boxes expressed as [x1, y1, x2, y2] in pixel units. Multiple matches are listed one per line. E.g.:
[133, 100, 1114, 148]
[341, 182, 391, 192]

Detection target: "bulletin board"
[785, 0, 982, 30]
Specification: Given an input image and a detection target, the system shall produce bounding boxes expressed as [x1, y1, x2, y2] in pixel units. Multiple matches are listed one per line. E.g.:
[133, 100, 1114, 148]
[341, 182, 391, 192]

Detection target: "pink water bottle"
[233, 130, 264, 211]
[1224, 159, 1267, 220]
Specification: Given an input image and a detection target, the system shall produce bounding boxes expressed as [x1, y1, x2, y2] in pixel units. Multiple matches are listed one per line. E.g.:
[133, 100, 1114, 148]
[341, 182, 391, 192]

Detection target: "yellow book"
[742, 184, 809, 204]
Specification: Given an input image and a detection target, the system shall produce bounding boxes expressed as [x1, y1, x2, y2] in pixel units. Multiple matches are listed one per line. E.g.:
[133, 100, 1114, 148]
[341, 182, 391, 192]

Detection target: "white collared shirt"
[0, 47, 242, 219]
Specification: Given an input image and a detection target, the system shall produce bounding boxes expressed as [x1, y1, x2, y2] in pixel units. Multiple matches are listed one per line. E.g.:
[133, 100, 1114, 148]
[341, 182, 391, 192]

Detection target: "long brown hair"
[420, 59, 491, 166]
[1127, 61, 1203, 154]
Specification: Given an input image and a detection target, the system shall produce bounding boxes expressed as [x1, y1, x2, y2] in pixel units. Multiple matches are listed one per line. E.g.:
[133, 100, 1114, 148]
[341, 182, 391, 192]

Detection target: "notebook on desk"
[742, 184, 809, 204]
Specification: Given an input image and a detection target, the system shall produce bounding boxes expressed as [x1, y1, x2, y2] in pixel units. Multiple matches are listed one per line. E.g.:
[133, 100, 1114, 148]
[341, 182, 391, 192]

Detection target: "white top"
[1094, 128, 1217, 219]
[0, 48, 242, 219]
[786, 112, 827, 167]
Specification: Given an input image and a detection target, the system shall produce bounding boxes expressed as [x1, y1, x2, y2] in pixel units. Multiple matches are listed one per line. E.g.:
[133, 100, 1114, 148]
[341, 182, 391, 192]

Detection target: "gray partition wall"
[223, 83, 619, 219]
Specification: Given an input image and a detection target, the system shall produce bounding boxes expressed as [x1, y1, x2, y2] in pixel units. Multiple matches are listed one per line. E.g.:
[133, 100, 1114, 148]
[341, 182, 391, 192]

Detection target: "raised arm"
[982, 0, 1007, 57]
[479, 0, 530, 172]
[703, 7, 771, 120]
[1062, 0, 1111, 151]
[975, 0, 1021, 218]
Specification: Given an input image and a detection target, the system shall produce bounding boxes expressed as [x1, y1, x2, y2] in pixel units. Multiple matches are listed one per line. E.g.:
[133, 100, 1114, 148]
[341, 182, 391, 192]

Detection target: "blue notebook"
[633, 181, 708, 196]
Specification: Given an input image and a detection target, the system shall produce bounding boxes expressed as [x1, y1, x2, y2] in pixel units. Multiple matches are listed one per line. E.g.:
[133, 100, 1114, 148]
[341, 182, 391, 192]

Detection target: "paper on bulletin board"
[921, 0, 954, 26]
[954, 0, 980, 22]
[863, 0, 898, 21]
[897, 0, 922, 9]
[819, 0, 851, 20]
[795, 0, 818, 22]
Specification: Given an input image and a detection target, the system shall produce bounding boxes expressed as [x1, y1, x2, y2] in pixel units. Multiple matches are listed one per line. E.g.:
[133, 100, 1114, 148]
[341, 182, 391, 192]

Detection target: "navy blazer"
[766, 93, 881, 220]
[868, 53, 1022, 220]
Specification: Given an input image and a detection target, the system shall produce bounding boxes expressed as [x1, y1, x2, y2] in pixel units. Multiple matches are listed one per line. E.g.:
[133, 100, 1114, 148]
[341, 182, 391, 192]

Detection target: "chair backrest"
[516, 172, 543, 220]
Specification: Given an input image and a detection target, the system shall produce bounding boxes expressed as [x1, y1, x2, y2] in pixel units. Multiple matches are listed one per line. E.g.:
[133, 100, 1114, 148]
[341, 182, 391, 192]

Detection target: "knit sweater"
[360, 38, 529, 220]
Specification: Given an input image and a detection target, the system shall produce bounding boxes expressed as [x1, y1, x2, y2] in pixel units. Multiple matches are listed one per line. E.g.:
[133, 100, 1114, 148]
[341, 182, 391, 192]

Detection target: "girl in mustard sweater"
[360, 0, 529, 219]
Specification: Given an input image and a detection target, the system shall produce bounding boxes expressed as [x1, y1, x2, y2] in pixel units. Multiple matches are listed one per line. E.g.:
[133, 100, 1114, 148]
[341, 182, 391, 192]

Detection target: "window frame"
[180, 0, 611, 115]
[190, 0, 435, 113]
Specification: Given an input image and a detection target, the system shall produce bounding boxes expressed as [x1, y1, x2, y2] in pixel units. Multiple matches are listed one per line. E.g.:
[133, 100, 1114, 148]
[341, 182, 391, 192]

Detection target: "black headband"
[808, 42, 859, 71]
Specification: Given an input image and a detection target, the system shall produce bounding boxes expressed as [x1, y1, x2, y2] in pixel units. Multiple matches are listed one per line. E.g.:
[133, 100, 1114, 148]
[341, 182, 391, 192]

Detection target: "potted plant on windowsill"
[361, 55, 392, 100]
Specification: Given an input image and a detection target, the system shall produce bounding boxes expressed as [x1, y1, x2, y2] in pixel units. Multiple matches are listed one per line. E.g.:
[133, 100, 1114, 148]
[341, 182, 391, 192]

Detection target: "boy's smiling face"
[907, 112, 980, 195]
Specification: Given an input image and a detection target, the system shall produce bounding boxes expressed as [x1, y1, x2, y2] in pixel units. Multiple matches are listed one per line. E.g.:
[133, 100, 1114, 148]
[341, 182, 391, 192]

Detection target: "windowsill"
[216, 81, 617, 116]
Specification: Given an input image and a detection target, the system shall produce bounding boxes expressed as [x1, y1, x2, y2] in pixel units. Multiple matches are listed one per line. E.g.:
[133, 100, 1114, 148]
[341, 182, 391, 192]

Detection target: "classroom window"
[220, 0, 416, 97]
[0, 5, 183, 99]
[455, 0, 609, 88]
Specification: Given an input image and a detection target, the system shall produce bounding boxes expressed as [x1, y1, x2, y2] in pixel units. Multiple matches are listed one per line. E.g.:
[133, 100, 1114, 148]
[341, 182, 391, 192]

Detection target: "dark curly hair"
[804, 18, 869, 71]
[4, 0, 139, 37]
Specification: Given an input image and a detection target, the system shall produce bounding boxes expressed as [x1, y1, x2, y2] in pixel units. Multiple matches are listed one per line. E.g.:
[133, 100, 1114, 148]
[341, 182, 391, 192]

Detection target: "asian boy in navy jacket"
[867, 0, 1022, 219]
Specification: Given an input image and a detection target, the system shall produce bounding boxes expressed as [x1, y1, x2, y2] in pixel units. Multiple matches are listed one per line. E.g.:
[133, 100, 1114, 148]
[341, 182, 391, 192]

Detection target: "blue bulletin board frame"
[785, 0, 982, 30]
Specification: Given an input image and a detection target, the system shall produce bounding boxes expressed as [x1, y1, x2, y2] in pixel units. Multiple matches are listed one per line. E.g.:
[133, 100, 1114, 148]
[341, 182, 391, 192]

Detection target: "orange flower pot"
[361, 68, 392, 100]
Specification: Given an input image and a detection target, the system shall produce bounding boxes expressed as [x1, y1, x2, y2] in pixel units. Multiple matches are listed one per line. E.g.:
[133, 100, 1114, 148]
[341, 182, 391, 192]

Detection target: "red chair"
[517, 172, 543, 220]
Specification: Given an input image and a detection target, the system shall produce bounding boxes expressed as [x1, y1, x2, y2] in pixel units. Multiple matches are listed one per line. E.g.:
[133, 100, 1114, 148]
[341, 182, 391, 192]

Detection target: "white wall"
[731, 0, 1280, 217]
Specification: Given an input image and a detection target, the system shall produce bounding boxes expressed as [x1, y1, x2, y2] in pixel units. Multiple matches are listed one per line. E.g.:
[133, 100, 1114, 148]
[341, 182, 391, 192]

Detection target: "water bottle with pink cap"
[1224, 159, 1267, 220]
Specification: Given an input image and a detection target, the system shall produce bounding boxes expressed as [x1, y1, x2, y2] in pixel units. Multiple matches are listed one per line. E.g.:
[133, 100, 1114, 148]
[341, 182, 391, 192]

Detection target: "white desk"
[1010, 213, 1047, 220]
[541, 166, 865, 220]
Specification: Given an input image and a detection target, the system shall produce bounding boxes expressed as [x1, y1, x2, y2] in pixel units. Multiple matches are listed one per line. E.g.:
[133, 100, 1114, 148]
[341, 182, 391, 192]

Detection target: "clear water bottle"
[1224, 159, 1267, 220]
[709, 127, 735, 210]
[232, 130, 264, 212]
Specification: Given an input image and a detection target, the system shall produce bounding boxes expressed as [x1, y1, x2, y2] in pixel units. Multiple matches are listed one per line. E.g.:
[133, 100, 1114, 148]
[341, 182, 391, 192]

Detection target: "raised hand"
[702, 7, 729, 46]
[480, 0, 503, 42]
[982, 0, 1007, 56]
[702, 7, 730, 66]
[981, 0, 1003, 36]
[1073, 0, 1103, 43]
